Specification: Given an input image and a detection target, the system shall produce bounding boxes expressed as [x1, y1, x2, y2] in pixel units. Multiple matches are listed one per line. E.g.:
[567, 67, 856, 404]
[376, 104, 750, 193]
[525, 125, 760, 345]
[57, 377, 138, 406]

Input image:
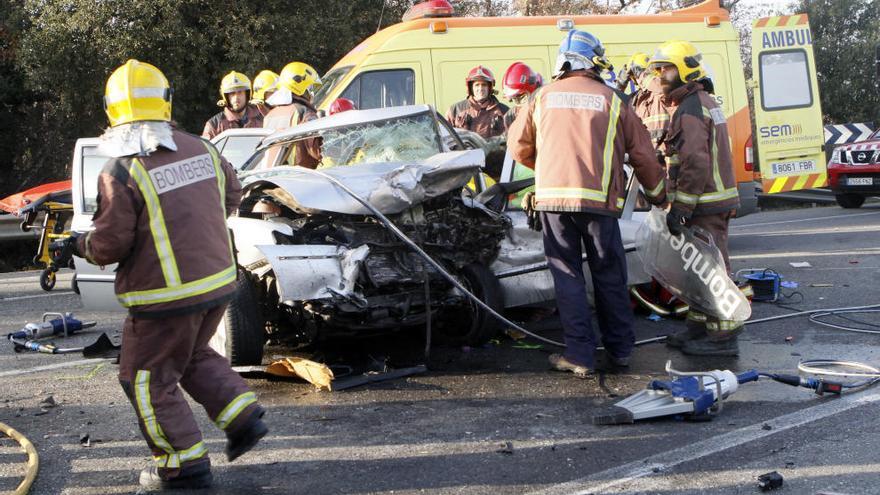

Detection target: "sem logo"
[761, 29, 812, 49]
[759, 124, 803, 139]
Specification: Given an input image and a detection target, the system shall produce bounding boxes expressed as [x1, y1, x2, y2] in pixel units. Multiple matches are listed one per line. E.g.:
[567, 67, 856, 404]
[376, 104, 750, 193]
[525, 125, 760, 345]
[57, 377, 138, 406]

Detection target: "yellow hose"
[0, 421, 38, 495]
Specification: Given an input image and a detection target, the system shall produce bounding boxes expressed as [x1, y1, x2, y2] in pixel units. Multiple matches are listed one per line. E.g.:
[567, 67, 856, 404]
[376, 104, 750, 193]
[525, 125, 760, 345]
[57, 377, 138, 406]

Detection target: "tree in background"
[796, 0, 880, 125]
[0, 0, 410, 197]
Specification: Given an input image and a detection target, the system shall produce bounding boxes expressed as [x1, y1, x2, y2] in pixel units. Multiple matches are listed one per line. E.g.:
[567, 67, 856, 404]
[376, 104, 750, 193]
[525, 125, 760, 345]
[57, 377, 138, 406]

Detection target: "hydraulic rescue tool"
[7, 312, 97, 354]
[593, 360, 845, 425]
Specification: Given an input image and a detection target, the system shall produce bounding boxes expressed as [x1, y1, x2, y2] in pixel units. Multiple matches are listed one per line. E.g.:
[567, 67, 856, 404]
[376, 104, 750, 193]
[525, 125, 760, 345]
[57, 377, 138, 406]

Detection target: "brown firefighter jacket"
[632, 76, 671, 146]
[507, 71, 667, 216]
[662, 82, 740, 216]
[202, 104, 264, 140]
[446, 96, 509, 139]
[77, 129, 242, 318]
[263, 96, 321, 169]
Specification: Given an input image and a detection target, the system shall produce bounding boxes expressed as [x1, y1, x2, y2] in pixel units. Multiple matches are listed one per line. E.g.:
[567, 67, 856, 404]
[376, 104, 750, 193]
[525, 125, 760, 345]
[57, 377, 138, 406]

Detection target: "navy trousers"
[540, 212, 635, 368]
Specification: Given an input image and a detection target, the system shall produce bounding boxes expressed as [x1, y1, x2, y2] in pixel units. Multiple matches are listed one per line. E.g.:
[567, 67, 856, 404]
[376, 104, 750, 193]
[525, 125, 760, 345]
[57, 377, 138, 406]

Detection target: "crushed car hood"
[241, 149, 484, 215]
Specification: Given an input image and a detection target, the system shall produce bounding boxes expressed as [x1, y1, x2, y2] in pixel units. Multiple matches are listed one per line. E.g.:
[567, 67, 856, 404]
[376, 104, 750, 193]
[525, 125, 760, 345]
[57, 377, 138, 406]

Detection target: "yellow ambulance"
[311, 0, 827, 215]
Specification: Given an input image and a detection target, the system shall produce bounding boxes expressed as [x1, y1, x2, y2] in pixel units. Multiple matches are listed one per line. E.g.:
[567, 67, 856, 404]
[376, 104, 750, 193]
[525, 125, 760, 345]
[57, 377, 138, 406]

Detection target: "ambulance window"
[759, 50, 812, 111]
[340, 69, 415, 110]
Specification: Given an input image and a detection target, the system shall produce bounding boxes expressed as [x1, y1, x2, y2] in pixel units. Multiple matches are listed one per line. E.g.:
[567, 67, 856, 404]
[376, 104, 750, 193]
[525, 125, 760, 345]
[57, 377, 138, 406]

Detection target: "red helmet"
[466, 65, 496, 95]
[502, 62, 541, 101]
[329, 98, 356, 115]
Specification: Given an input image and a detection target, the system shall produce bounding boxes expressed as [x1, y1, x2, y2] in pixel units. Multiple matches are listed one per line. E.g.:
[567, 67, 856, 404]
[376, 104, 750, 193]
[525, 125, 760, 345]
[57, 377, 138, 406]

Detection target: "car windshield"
[243, 111, 443, 171]
[312, 66, 352, 109]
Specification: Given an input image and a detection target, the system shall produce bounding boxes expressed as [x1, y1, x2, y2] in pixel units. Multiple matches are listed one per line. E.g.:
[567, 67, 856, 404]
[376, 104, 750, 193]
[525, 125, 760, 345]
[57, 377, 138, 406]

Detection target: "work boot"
[139, 461, 213, 491]
[665, 325, 707, 348]
[680, 335, 739, 357]
[548, 353, 593, 379]
[226, 405, 268, 462]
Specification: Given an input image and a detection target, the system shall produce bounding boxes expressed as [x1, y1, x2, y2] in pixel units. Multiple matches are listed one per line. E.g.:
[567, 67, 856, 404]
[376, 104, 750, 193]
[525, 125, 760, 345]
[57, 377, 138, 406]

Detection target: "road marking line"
[0, 358, 113, 378]
[0, 292, 75, 301]
[526, 388, 880, 495]
[732, 210, 880, 229]
[731, 248, 880, 260]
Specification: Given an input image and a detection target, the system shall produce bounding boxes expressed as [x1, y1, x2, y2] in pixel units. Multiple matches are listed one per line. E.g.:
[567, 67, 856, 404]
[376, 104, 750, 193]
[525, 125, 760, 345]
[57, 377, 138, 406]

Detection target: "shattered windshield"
[317, 112, 442, 168]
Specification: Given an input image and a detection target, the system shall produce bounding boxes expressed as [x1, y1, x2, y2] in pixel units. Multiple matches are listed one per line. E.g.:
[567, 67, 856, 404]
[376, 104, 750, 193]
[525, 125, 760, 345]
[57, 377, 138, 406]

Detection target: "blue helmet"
[553, 30, 611, 79]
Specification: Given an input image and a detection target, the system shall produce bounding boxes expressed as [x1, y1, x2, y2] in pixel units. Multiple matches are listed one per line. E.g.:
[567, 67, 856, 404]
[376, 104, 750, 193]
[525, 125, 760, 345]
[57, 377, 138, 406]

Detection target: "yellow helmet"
[628, 52, 650, 71]
[648, 40, 707, 83]
[103, 59, 172, 127]
[278, 62, 322, 97]
[218, 71, 251, 106]
[251, 70, 279, 103]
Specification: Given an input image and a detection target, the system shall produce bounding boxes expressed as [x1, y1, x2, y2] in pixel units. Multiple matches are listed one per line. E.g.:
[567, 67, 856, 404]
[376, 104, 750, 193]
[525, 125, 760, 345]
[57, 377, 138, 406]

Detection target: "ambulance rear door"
[751, 14, 826, 194]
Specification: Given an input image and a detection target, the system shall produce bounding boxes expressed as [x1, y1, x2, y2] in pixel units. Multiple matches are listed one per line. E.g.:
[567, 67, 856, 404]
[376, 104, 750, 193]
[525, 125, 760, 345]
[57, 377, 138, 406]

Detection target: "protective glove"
[666, 206, 691, 236]
[49, 233, 83, 268]
[521, 191, 542, 232]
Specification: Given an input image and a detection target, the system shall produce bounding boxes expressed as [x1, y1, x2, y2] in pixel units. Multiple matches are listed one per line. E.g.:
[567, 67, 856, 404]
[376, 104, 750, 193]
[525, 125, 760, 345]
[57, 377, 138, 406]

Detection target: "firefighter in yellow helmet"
[202, 71, 264, 139]
[263, 61, 322, 168]
[251, 69, 279, 116]
[59, 60, 267, 490]
[648, 40, 744, 357]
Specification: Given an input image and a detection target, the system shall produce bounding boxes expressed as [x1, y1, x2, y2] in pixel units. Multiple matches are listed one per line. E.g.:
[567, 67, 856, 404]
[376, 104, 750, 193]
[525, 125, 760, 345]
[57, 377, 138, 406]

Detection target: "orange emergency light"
[403, 0, 455, 22]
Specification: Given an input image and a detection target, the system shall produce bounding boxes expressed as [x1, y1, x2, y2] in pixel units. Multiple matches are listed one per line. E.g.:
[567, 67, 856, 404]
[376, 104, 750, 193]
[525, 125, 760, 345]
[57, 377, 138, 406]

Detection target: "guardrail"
[0, 215, 39, 242]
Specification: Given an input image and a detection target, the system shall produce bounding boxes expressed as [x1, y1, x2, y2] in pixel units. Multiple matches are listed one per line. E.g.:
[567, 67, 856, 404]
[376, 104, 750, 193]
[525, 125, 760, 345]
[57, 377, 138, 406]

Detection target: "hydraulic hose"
[0, 422, 38, 495]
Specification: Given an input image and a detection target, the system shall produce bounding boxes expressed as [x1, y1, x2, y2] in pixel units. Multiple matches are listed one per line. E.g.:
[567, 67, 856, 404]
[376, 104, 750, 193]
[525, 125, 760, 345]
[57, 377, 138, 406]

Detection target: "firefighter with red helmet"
[502, 62, 543, 129]
[446, 65, 509, 139]
[57, 60, 267, 490]
[328, 98, 356, 115]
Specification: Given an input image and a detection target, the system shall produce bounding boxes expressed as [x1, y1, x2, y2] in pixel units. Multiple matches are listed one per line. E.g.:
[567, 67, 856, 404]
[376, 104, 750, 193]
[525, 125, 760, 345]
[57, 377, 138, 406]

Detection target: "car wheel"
[438, 263, 504, 346]
[39, 268, 56, 291]
[835, 193, 865, 209]
[218, 269, 265, 366]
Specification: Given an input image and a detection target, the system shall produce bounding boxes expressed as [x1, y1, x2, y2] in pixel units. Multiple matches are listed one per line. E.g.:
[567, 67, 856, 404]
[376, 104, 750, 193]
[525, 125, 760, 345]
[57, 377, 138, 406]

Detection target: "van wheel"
[835, 193, 865, 209]
[220, 269, 265, 366]
[438, 263, 504, 346]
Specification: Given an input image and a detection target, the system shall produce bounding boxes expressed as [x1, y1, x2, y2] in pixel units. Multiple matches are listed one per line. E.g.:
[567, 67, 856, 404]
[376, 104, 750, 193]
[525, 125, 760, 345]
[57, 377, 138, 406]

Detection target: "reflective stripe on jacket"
[507, 71, 666, 216]
[632, 76, 670, 146]
[202, 105, 264, 140]
[78, 130, 241, 317]
[263, 97, 321, 169]
[663, 82, 740, 216]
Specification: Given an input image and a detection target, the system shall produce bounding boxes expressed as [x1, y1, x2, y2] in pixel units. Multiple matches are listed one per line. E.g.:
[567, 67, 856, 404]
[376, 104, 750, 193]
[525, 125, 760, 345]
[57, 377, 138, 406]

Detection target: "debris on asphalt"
[512, 343, 543, 350]
[757, 471, 784, 491]
[789, 262, 812, 268]
[646, 313, 664, 322]
[762, 423, 773, 431]
[810, 283, 834, 288]
[39, 395, 56, 409]
[80, 433, 90, 447]
[332, 365, 427, 391]
[785, 336, 794, 343]
[504, 328, 527, 340]
[496, 441, 514, 455]
[267, 357, 334, 391]
[849, 259, 859, 264]
[780, 281, 799, 289]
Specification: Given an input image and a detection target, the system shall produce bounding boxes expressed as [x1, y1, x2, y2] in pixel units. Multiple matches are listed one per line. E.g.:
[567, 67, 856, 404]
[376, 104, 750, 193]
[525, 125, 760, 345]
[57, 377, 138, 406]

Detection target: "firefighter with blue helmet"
[508, 31, 667, 377]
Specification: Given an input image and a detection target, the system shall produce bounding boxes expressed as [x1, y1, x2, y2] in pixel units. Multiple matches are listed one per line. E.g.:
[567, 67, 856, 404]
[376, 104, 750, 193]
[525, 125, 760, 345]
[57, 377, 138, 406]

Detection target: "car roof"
[211, 128, 273, 142]
[262, 104, 435, 146]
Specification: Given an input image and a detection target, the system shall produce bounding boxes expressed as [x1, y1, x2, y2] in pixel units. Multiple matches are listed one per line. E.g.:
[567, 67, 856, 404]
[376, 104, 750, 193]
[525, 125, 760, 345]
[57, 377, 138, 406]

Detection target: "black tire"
[835, 193, 865, 209]
[438, 263, 504, 346]
[222, 269, 266, 366]
[39, 269, 56, 291]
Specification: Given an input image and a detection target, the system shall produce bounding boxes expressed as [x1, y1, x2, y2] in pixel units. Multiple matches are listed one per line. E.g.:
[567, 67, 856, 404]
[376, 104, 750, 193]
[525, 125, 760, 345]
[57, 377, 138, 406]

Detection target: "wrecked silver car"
[215, 105, 652, 365]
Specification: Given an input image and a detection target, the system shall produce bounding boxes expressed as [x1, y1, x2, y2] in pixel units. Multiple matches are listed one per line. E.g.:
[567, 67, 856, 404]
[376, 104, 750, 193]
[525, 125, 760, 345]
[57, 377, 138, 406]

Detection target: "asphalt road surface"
[1, 203, 879, 494]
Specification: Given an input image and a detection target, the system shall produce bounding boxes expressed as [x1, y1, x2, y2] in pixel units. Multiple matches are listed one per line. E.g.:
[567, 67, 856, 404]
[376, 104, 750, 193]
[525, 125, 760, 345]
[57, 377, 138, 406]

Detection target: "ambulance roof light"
[402, 0, 455, 22]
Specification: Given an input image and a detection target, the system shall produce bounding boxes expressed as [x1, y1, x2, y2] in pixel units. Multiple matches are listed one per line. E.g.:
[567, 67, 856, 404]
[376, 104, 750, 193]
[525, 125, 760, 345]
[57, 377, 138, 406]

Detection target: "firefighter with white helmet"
[202, 71, 264, 139]
[446, 65, 509, 139]
[59, 59, 267, 490]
